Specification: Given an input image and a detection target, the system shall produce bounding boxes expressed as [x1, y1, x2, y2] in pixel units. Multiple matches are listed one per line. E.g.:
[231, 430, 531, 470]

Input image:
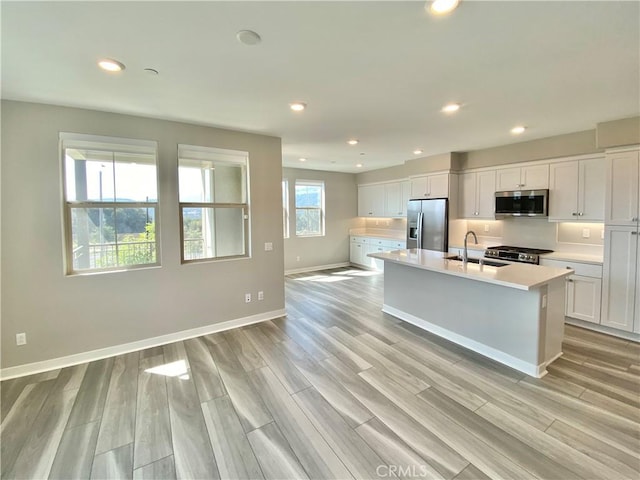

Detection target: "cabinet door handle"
[572, 212, 578, 216]
[578, 212, 584, 216]
[632, 217, 639, 222]
[567, 278, 573, 282]
[632, 232, 638, 235]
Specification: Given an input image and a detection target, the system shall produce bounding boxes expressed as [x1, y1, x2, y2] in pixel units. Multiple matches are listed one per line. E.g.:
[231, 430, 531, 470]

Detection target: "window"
[178, 145, 249, 262]
[61, 133, 159, 274]
[295, 180, 325, 236]
[282, 179, 289, 238]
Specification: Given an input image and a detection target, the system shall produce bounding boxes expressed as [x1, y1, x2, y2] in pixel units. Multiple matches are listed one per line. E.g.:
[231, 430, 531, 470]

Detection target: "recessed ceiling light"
[511, 125, 527, 135]
[428, 0, 460, 15]
[299, 157, 307, 162]
[236, 30, 262, 46]
[441, 103, 461, 113]
[290, 102, 306, 112]
[347, 139, 359, 145]
[98, 59, 125, 72]
[413, 149, 423, 155]
[356, 163, 363, 168]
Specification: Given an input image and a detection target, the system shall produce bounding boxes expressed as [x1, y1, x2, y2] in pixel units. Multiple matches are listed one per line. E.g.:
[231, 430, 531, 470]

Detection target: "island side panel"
[382, 261, 546, 376]
[544, 278, 566, 365]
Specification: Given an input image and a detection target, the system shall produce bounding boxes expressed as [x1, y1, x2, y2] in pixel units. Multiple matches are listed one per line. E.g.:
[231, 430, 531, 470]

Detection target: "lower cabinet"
[566, 275, 602, 324]
[539, 258, 603, 325]
[350, 236, 405, 270]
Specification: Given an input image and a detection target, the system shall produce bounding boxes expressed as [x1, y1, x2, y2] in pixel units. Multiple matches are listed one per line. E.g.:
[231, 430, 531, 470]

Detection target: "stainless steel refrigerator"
[406, 198, 448, 251]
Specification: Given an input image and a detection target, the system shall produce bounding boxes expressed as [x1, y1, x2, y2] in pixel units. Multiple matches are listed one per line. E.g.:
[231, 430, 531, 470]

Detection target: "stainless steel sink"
[446, 255, 509, 267]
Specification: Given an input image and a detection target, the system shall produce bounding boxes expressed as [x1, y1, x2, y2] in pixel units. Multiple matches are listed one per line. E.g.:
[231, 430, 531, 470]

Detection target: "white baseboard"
[565, 318, 640, 342]
[0, 309, 286, 381]
[382, 304, 548, 378]
[285, 262, 350, 275]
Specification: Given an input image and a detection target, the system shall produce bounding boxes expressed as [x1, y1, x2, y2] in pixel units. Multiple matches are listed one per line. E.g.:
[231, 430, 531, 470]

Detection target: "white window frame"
[283, 179, 290, 239]
[178, 144, 250, 263]
[60, 133, 160, 275]
[295, 180, 325, 237]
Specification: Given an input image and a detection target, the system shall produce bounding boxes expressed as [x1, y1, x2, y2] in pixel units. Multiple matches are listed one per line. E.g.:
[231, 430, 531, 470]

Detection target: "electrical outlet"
[16, 333, 26, 346]
[582, 228, 590, 239]
[245, 293, 251, 303]
[484, 224, 489, 232]
[601, 229, 605, 239]
[258, 291, 264, 301]
[296, 256, 300, 262]
[264, 242, 273, 251]
[541, 295, 547, 308]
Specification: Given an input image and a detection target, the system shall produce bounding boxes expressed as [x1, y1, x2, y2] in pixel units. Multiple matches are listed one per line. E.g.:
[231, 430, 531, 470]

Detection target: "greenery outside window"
[295, 180, 325, 236]
[178, 145, 249, 262]
[61, 133, 159, 274]
[283, 179, 289, 239]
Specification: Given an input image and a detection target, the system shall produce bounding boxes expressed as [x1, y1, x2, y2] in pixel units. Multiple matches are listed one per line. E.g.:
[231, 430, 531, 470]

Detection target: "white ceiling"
[2, 1, 639, 173]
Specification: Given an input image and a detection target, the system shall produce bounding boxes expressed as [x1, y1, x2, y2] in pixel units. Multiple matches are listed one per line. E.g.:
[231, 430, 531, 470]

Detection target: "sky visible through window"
[65, 155, 157, 202]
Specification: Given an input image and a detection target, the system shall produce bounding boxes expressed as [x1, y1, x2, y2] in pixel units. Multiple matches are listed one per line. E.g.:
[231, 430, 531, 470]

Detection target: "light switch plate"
[264, 242, 273, 251]
[582, 228, 590, 238]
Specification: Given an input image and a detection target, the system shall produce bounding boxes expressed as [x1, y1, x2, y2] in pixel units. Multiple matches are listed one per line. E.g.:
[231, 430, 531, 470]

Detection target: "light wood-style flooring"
[2, 267, 639, 479]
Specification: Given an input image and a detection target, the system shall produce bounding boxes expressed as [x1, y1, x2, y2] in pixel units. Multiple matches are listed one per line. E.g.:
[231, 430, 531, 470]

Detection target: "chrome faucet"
[463, 231, 478, 263]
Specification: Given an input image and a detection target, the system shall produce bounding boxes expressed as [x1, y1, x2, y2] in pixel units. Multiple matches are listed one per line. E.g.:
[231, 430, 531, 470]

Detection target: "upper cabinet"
[357, 184, 385, 217]
[459, 170, 496, 219]
[358, 180, 409, 218]
[496, 164, 549, 191]
[605, 149, 639, 226]
[549, 156, 605, 221]
[384, 181, 410, 218]
[410, 173, 449, 199]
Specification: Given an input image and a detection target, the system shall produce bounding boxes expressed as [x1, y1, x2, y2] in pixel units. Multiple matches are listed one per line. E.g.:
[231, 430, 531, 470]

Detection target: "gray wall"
[1, 101, 284, 369]
[356, 152, 454, 184]
[283, 167, 358, 272]
[462, 130, 600, 170]
[597, 116, 640, 149]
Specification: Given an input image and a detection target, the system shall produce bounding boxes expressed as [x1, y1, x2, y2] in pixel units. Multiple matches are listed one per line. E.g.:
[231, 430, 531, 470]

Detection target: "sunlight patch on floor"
[295, 269, 382, 283]
[145, 360, 190, 380]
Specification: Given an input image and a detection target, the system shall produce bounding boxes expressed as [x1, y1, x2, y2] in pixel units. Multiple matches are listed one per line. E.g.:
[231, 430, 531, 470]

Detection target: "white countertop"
[540, 251, 603, 265]
[368, 249, 574, 291]
[350, 232, 406, 241]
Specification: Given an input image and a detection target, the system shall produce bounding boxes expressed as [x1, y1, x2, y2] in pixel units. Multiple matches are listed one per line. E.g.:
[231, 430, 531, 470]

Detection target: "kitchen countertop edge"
[369, 249, 574, 291]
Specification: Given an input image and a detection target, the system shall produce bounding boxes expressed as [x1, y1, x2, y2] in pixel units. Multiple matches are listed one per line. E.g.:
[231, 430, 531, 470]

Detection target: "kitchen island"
[368, 249, 574, 377]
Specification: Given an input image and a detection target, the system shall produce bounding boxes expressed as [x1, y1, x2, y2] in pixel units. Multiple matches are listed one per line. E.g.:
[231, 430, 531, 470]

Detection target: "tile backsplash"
[353, 216, 604, 256]
[465, 218, 604, 253]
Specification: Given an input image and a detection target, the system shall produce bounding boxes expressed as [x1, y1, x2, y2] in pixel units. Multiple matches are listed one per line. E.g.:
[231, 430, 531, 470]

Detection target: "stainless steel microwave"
[495, 189, 548, 218]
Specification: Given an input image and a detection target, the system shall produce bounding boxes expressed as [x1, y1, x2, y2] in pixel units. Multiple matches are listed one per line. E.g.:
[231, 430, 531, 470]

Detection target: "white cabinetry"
[410, 173, 449, 199]
[384, 181, 410, 218]
[358, 180, 409, 218]
[539, 259, 603, 324]
[549, 157, 605, 221]
[350, 236, 406, 270]
[605, 150, 639, 226]
[358, 184, 385, 217]
[601, 225, 639, 332]
[496, 164, 549, 191]
[600, 148, 640, 333]
[459, 170, 496, 218]
[350, 236, 368, 266]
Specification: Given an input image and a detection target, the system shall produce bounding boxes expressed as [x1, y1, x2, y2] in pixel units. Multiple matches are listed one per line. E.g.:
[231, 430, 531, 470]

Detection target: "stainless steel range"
[484, 245, 553, 265]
